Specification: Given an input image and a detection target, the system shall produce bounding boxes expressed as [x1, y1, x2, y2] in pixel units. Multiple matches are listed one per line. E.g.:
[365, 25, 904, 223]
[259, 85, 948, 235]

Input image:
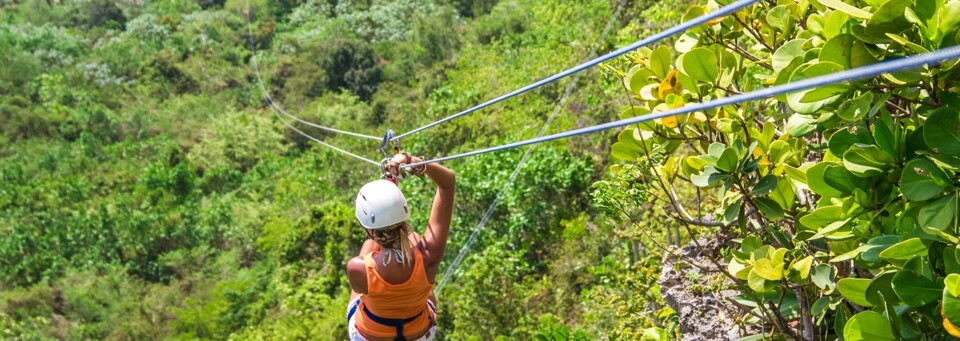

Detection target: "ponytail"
[371, 221, 413, 265]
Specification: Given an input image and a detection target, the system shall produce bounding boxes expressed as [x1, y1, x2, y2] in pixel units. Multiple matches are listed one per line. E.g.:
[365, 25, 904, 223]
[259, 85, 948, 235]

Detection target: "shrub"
[321, 37, 382, 101]
[186, 110, 285, 172]
[606, 0, 960, 338]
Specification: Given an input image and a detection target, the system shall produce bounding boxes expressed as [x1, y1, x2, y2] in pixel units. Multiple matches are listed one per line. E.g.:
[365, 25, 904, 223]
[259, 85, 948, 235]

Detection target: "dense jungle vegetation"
[4, 0, 960, 340]
[0, 0, 679, 339]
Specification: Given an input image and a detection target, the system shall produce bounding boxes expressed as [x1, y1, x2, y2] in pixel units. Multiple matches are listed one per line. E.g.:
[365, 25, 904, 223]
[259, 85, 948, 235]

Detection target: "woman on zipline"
[346, 152, 455, 341]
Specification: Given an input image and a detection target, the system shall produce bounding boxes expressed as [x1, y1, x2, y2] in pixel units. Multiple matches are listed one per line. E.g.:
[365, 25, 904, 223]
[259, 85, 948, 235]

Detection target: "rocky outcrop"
[659, 236, 760, 341]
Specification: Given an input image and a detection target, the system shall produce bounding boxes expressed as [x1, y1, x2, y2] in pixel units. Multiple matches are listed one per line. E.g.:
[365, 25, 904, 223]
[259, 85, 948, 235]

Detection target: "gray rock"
[659, 236, 761, 341]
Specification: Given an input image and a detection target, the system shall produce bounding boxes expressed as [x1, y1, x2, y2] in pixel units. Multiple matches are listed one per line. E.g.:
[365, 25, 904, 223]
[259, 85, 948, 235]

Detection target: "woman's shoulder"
[346, 255, 369, 293]
[347, 255, 367, 273]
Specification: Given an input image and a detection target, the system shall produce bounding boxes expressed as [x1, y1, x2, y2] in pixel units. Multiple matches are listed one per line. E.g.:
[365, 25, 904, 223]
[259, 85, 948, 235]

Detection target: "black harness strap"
[362, 306, 423, 341]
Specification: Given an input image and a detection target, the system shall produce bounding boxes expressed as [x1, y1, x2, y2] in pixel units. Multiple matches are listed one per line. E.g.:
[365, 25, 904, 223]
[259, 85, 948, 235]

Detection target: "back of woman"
[345, 152, 455, 341]
[354, 226, 434, 338]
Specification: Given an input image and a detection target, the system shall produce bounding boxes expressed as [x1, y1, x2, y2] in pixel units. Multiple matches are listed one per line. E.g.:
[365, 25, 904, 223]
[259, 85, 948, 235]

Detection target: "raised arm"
[385, 153, 455, 269]
[419, 161, 454, 265]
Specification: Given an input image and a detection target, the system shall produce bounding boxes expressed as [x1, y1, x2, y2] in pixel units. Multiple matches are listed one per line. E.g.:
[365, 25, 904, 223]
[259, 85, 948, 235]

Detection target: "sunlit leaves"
[605, 0, 960, 337]
[838, 278, 874, 307]
[678, 48, 718, 83]
[648, 45, 673, 79]
[842, 144, 895, 177]
[900, 158, 952, 201]
[924, 108, 960, 156]
[844, 311, 896, 341]
[786, 62, 846, 114]
[820, 34, 875, 69]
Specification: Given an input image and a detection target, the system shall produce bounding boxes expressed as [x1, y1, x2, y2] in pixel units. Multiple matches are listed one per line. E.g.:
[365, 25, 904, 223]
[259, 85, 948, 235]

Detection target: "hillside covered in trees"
[4, 0, 960, 340]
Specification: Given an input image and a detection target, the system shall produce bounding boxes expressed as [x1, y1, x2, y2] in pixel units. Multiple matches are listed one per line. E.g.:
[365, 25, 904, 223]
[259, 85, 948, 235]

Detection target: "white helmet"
[355, 180, 409, 230]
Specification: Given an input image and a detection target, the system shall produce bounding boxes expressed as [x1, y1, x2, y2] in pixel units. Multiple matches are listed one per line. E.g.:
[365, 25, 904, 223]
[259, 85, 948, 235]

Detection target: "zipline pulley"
[379, 129, 406, 183]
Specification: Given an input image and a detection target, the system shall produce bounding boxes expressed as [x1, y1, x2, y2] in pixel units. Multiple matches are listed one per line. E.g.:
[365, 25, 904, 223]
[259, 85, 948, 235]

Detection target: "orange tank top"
[355, 247, 434, 338]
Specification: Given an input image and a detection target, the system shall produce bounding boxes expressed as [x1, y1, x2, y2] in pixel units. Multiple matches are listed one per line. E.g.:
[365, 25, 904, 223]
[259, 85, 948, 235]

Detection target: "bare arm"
[420, 162, 455, 267]
[385, 154, 455, 269]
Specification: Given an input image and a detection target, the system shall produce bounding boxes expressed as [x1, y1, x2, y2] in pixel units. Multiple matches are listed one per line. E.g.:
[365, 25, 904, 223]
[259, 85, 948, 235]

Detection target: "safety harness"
[348, 301, 436, 341]
[362, 307, 423, 341]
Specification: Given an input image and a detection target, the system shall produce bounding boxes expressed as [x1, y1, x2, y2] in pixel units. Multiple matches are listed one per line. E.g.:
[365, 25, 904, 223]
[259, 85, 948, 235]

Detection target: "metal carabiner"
[379, 130, 395, 158]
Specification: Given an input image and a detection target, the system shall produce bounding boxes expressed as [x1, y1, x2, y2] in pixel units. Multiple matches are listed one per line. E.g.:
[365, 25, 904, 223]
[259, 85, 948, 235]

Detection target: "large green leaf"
[918, 193, 958, 230]
[812, 264, 836, 290]
[766, 5, 793, 31]
[861, 235, 900, 263]
[626, 67, 657, 96]
[838, 278, 874, 307]
[823, 10, 851, 39]
[770, 177, 796, 211]
[819, 0, 872, 19]
[874, 113, 898, 161]
[754, 197, 784, 219]
[924, 108, 960, 156]
[772, 39, 806, 72]
[787, 62, 847, 114]
[864, 0, 911, 38]
[810, 219, 851, 241]
[806, 162, 844, 197]
[944, 285, 960, 327]
[611, 142, 642, 161]
[799, 205, 843, 230]
[786, 114, 818, 137]
[791, 256, 814, 282]
[715, 147, 739, 173]
[879, 238, 928, 261]
[900, 158, 952, 201]
[691, 166, 728, 187]
[947, 273, 960, 297]
[865, 271, 899, 306]
[843, 311, 896, 341]
[752, 175, 778, 195]
[648, 45, 673, 80]
[892, 268, 942, 307]
[828, 129, 865, 160]
[824, 165, 865, 196]
[748, 268, 776, 292]
[843, 144, 895, 177]
[679, 48, 719, 83]
[820, 34, 875, 69]
[942, 0, 960, 40]
[836, 92, 873, 121]
[753, 258, 784, 281]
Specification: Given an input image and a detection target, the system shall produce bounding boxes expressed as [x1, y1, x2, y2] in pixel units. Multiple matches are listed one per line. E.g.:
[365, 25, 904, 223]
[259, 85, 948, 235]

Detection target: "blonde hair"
[371, 221, 413, 265]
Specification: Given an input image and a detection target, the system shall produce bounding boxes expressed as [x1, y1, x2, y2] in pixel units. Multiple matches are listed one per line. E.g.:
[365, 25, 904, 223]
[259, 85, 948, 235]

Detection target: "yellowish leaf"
[688, 112, 707, 124]
[945, 317, 960, 337]
[658, 70, 681, 99]
[659, 115, 679, 128]
[753, 148, 771, 166]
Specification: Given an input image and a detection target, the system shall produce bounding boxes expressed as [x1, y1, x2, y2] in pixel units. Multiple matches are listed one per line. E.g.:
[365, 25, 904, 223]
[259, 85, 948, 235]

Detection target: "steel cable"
[391, 0, 761, 141]
[435, 0, 629, 294]
[404, 45, 960, 169]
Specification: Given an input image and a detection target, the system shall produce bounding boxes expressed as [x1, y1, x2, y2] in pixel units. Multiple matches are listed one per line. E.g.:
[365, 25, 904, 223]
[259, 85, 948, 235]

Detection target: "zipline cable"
[243, 3, 382, 142]
[273, 113, 381, 165]
[403, 45, 960, 169]
[434, 0, 629, 295]
[391, 0, 760, 141]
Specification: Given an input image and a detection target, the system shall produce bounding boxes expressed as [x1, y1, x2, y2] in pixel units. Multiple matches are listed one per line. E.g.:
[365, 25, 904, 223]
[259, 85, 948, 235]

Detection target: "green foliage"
[321, 37, 383, 101]
[0, 0, 659, 339]
[605, 0, 960, 338]
[186, 110, 285, 172]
